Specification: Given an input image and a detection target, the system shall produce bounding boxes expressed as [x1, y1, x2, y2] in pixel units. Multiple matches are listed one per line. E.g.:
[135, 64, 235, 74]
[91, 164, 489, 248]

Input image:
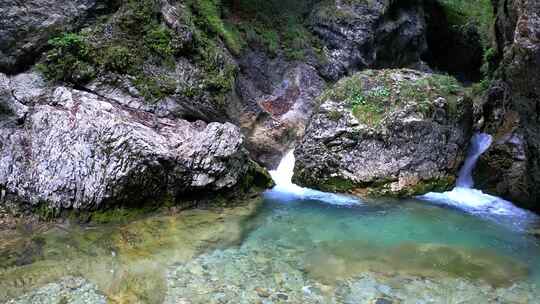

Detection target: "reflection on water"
[2, 194, 540, 303]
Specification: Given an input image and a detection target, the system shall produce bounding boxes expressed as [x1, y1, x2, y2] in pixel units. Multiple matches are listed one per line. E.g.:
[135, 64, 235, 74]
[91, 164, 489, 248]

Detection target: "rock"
[475, 0, 540, 211]
[5, 276, 106, 304]
[310, 0, 428, 80]
[0, 0, 111, 74]
[236, 52, 325, 168]
[293, 69, 473, 197]
[0, 73, 271, 211]
[254, 287, 270, 298]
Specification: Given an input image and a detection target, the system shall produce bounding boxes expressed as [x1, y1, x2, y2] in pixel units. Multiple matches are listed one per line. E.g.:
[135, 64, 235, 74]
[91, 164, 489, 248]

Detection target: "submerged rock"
[5, 276, 106, 304]
[0, 72, 271, 212]
[293, 69, 473, 197]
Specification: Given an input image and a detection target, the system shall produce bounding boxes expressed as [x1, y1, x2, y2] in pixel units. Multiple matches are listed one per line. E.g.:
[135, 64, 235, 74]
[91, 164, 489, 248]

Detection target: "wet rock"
[476, 0, 540, 211]
[0, 0, 111, 74]
[293, 69, 473, 197]
[5, 276, 106, 304]
[310, 0, 428, 80]
[237, 52, 325, 168]
[0, 73, 271, 211]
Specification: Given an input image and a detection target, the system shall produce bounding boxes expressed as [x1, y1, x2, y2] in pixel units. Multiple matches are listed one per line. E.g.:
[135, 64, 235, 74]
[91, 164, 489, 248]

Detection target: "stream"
[1, 134, 540, 303]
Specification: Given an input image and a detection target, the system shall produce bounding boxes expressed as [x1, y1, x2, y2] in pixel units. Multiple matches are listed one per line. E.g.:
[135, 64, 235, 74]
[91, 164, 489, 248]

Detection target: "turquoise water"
[163, 191, 540, 303]
[258, 191, 540, 286]
[2, 188, 540, 303]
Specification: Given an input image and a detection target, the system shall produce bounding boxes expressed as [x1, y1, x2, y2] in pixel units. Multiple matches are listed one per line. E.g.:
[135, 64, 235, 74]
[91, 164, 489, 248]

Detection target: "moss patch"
[320, 69, 466, 127]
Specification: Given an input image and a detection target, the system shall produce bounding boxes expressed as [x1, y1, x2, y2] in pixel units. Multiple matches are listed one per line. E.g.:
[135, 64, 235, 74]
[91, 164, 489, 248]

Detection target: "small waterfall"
[456, 133, 493, 188]
[269, 150, 298, 191]
[420, 133, 531, 219]
[267, 150, 360, 205]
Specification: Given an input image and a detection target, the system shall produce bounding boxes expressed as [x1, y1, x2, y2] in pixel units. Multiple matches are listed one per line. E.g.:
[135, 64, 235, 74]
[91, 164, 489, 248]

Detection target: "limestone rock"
[293, 69, 473, 197]
[310, 0, 428, 80]
[476, 0, 540, 211]
[0, 0, 109, 73]
[0, 73, 270, 211]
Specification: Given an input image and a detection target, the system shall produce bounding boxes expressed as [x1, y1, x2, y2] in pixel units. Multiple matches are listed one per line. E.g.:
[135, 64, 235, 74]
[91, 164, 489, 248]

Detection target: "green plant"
[144, 25, 175, 58]
[39, 33, 96, 84]
[102, 45, 136, 74]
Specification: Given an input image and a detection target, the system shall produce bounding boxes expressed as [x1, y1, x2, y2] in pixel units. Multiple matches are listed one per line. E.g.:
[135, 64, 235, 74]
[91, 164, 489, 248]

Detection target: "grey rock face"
[310, 0, 428, 80]
[237, 52, 325, 168]
[0, 0, 108, 74]
[293, 69, 473, 197]
[476, 0, 540, 211]
[0, 73, 269, 211]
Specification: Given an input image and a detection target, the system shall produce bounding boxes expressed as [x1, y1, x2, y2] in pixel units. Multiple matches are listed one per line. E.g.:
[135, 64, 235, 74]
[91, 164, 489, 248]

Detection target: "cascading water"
[268, 150, 360, 205]
[455, 133, 493, 188]
[420, 133, 533, 220]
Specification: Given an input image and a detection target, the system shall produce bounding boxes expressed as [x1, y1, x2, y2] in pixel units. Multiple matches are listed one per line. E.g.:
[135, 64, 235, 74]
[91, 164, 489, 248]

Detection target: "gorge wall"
[474, 0, 540, 212]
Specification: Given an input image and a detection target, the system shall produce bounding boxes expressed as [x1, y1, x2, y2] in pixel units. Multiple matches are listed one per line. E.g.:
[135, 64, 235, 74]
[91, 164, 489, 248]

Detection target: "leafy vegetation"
[37, 33, 96, 84]
[219, 0, 324, 60]
[438, 0, 493, 39]
[438, 0, 496, 79]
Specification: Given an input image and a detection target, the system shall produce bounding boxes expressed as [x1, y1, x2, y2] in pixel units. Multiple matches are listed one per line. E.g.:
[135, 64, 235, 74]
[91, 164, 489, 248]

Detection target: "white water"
[456, 133, 493, 188]
[420, 133, 533, 219]
[268, 150, 360, 206]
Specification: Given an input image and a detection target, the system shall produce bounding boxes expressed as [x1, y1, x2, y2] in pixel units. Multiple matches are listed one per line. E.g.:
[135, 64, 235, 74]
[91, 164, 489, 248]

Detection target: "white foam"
[268, 151, 360, 206]
[456, 133, 493, 188]
[420, 187, 529, 217]
[420, 133, 535, 221]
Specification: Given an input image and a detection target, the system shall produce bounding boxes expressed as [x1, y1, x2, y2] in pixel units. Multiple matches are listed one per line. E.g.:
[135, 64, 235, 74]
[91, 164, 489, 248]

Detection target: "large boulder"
[0, 72, 271, 212]
[293, 69, 473, 197]
[310, 0, 428, 80]
[474, 0, 540, 211]
[0, 0, 111, 74]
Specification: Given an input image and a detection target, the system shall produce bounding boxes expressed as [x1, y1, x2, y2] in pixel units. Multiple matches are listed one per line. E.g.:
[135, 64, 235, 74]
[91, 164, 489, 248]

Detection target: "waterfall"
[420, 133, 530, 218]
[267, 150, 360, 206]
[269, 151, 298, 191]
[456, 133, 493, 188]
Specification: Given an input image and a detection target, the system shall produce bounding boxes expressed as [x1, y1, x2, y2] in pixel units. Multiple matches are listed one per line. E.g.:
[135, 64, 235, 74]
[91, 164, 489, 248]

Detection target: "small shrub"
[144, 25, 175, 58]
[102, 45, 136, 74]
[39, 33, 96, 84]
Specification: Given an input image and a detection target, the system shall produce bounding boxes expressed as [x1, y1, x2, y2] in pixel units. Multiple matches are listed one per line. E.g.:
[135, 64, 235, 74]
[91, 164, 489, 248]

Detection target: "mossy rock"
[319, 69, 467, 127]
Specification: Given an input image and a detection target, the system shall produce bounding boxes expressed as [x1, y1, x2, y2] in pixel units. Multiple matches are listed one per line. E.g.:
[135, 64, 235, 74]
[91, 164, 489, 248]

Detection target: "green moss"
[438, 0, 495, 82]
[321, 70, 465, 127]
[188, 0, 244, 55]
[438, 0, 493, 39]
[365, 176, 455, 198]
[144, 25, 176, 58]
[412, 176, 455, 194]
[118, 0, 160, 34]
[319, 177, 356, 193]
[38, 33, 96, 85]
[33, 203, 61, 221]
[327, 110, 343, 121]
[100, 45, 137, 74]
[132, 75, 177, 103]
